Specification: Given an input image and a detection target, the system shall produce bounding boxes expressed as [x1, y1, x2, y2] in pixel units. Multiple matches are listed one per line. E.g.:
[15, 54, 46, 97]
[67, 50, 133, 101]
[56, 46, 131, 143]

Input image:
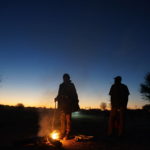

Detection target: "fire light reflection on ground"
[61, 139, 76, 149]
[61, 138, 91, 150]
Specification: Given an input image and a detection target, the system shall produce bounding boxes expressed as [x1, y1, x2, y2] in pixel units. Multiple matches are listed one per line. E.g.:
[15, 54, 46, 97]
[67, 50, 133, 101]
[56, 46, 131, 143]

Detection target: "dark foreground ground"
[0, 105, 150, 150]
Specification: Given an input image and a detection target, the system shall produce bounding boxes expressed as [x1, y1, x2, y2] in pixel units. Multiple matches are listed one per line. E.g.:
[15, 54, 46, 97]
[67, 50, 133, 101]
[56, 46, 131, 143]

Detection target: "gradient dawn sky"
[0, 0, 150, 109]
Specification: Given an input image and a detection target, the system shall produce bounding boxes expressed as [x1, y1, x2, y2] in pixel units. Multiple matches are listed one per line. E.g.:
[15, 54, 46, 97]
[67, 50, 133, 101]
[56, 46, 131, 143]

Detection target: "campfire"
[14, 130, 62, 149]
[46, 130, 62, 147]
[49, 130, 60, 140]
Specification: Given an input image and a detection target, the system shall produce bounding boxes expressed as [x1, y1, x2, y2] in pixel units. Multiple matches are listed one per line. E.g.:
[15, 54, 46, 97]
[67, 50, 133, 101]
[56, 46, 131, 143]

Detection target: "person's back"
[108, 76, 130, 137]
[109, 82, 129, 109]
[58, 80, 79, 113]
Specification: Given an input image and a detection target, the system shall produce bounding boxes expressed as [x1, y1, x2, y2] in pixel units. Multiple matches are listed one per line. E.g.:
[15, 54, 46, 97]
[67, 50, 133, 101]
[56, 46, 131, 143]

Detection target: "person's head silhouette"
[63, 73, 70, 83]
[114, 76, 122, 84]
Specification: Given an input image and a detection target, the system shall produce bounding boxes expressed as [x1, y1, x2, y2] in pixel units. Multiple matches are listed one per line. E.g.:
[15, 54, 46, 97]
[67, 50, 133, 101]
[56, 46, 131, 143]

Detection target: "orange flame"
[50, 130, 60, 140]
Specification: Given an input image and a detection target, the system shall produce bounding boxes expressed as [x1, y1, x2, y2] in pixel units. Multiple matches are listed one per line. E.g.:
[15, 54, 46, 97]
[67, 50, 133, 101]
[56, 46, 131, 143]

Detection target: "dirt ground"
[0, 106, 150, 150]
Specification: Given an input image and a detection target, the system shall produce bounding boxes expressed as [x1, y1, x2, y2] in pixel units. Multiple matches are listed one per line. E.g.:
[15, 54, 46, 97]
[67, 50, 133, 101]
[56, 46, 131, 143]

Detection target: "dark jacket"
[109, 83, 130, 108]
[55, 81, 79, 113]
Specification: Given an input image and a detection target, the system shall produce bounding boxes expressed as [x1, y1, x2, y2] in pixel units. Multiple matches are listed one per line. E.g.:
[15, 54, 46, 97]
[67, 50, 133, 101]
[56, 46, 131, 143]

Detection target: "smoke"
[37, 109, 52, 137]
[37, 108, 60, 137]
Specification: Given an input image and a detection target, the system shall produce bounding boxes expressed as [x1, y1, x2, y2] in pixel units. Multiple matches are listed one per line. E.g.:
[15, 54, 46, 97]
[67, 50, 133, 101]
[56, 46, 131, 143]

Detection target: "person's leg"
[108, 108, 117, 136]
[60, 112, 66, 138]
[118, 107, 126, 136]
[64, 113, 71, 139]
[66, 113, 71, 134]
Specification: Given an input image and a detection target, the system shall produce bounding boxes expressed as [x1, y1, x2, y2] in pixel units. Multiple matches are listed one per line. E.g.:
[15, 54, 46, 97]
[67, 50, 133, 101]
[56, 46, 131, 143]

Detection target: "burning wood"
[47, 130, 62, 148]
[75, 135, 94, 142]
[14, 134, 62, 149]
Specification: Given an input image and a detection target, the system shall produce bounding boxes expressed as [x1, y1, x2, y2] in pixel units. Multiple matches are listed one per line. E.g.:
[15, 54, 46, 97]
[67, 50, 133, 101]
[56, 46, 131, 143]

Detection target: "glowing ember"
[50, 130, 59, 140]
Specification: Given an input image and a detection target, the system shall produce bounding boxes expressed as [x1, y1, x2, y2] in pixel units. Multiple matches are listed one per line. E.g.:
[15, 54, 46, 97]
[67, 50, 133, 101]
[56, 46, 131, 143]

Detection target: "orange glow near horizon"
[0, 89, 146, 110]
[0, 81, 148, 110]
[0, 98, 145, 110]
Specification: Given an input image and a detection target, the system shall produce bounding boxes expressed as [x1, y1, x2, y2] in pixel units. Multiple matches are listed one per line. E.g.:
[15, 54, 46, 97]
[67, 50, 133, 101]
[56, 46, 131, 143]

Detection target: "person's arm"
[124, 85, 130, 108]
[55, 84, 61, 102]
[126, 86, 130, 96]
[72, 83, 79, 102]
[109, 85, 113, 96]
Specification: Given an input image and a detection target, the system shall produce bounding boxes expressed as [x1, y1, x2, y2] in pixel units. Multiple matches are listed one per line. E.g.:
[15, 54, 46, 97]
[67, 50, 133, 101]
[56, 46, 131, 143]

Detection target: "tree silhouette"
[100, 102, 107, 111]
[142, 104, 150, 111]
[140, 72, 150, 102]
[16, 103, 24, 108]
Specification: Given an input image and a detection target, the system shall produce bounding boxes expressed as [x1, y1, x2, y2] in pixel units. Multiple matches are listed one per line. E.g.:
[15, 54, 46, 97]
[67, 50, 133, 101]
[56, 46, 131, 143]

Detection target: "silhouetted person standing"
[55, 73, 79, 140]
[108, 76, 130, 137]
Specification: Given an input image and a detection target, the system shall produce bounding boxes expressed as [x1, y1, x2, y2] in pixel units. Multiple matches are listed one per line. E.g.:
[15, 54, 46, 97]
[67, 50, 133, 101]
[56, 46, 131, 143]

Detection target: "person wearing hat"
[55, 73, 80, 140]
[108, 76, 130, 137]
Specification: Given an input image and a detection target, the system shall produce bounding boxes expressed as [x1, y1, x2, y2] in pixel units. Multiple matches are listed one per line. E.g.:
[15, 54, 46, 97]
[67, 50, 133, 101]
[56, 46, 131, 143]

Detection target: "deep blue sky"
[0, 0, 150, 108]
